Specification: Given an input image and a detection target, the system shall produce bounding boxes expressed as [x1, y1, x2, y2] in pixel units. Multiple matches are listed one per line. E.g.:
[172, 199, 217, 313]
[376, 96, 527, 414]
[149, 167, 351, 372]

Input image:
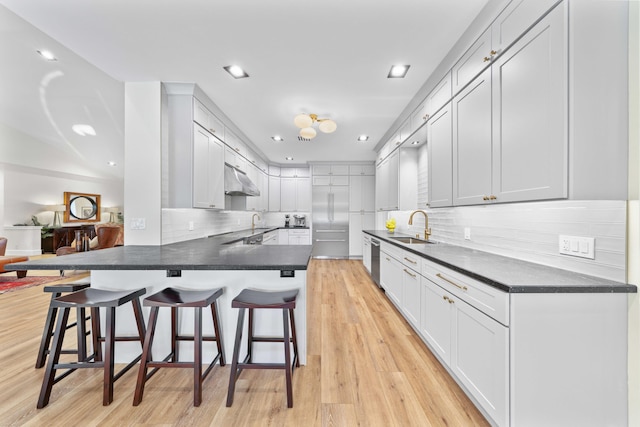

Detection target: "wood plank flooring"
[0, 259, 488, 426]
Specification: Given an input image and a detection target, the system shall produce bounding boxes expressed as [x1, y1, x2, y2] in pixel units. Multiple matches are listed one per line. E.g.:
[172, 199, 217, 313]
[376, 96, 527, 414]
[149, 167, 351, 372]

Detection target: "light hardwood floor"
[0, 259, 488, 426]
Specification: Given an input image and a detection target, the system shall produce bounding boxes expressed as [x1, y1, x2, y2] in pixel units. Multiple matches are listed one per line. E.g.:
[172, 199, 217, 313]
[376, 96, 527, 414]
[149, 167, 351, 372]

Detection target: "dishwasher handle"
[371, 239, 380, 247]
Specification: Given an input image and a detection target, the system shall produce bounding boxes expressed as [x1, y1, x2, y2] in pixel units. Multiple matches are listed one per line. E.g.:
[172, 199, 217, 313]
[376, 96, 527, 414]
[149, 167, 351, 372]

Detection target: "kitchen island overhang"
[7, 239, 312, 365]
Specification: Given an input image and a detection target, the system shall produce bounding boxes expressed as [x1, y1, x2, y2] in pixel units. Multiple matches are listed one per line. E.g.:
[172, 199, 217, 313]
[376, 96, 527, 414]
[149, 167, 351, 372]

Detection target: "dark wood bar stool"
[226, 288, 299, 408]
[133, 287, 226, 407]
[37, 288, 147, 408]
[35, 282, 93, 369]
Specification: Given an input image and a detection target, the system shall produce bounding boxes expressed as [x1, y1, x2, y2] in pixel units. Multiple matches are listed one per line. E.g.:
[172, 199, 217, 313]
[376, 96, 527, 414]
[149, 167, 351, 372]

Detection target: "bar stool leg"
[132, 297, 147, 351]
[76, 307, 87, 362]
[226, 307, 246, 407]
[282, 309, 293, 408]
[37, 307, 70, 408]
[35, 291, 61, 368]
[247, 308, 254, 363]
[133, 306, 159, 406]
[103, 307, 116, 406]
[289, 308, 300, 369]
[171, 307, 178, 361]
[194, 307, 203, 406]
[211, 300, 226, 366]
[91, 307, 102, 362]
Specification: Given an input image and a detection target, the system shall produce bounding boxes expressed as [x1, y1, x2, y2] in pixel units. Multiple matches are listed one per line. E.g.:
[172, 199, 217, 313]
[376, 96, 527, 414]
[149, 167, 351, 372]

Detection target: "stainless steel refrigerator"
[311, 185, 349, 258]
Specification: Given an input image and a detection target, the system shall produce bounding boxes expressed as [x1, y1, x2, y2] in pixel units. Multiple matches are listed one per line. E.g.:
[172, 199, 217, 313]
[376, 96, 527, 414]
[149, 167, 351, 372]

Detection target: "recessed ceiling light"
[107, 161, 117, 167]
[285, 156, 294, 161]
[37, 50, 57, 61]
[357, 135, 369, 142]
[223, 65, 249, 79]
[72, 124, 96, 136]
[271, 135, 284, 142]
[411, 140, 420, 145]
[388, 64, 410, 78]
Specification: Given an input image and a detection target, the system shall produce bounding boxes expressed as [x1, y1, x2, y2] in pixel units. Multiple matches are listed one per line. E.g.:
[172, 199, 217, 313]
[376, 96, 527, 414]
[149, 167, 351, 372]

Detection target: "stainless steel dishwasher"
[370, 238, 381, 287]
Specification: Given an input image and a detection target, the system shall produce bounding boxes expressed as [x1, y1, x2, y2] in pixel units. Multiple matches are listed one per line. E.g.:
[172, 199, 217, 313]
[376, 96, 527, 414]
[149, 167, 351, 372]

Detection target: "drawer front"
[380, 241, 404, 261]
[401, 251, 420, 271]
[289, 229, 309, 236]
[422, 259, 509, 326]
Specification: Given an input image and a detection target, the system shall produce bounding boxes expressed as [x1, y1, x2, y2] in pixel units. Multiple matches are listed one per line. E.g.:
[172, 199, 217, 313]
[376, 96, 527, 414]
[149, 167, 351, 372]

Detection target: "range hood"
[224, 163, 260, 197]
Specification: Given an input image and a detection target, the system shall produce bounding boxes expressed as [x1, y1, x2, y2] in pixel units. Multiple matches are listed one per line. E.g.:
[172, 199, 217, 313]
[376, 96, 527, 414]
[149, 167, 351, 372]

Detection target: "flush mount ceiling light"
[72, 124, 96, 136]
[388, 64, 410, 78]
[223, 65, 249, 79]
[357, 135, 369, 142]
[294, 113, 337, 140]
[37, 50, 57, 61]
[271, 135, 284, 142]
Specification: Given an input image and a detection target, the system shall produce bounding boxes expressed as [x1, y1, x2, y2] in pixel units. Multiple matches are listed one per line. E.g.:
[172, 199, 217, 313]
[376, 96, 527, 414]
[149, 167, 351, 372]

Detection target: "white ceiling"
[0, 0, 489, 178]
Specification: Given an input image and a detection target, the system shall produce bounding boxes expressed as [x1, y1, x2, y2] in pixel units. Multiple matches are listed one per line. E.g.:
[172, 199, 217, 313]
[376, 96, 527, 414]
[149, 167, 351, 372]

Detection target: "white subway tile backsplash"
[389, 200, 626, 282]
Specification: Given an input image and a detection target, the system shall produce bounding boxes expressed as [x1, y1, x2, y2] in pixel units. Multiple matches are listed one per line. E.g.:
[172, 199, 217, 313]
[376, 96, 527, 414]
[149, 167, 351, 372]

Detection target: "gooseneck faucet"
[251, 213, 261, 232]
[408, 210, 431, 241]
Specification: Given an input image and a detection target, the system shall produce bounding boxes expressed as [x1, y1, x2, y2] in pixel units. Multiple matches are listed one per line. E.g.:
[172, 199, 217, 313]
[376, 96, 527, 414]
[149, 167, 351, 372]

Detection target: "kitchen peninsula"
[6, 229, 312, 365]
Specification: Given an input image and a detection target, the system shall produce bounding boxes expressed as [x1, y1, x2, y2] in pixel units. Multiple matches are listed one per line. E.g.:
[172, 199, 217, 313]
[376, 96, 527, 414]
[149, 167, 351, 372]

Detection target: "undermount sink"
[389, 236, 434, 244]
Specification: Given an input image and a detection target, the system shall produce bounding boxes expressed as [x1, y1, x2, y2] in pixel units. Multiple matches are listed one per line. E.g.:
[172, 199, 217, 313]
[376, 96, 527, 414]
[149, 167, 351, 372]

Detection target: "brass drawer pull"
[403, 269, 416, 278]
[436, 273, 468, 291]
[442, 295, 454, 304]
[404, 257, 417, 264]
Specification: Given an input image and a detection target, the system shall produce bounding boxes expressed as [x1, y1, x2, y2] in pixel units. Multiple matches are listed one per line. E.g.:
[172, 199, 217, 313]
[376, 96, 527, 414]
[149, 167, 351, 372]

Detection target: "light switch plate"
[559, 235, 595, 259]
[464, 227, 471, 240]
[131, 218, 146, 230]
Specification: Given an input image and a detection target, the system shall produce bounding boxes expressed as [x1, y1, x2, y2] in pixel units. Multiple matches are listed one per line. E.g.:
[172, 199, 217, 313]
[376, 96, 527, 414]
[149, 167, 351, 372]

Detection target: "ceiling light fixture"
[72, 124, 96, 136]
[411, 140, 421, 145]
[223, 65, 249, 79]
[107, 161, 117, 167]
[37, 50, 57, 61]
[388, 64, 410, 78]
[271, 135, 284, 142]
[357, 135, 369, 142]
[294, 113, 337, 140]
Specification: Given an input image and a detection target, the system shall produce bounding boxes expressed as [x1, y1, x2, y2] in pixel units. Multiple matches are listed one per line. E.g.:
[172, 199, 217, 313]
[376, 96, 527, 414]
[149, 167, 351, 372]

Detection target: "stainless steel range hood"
[224, 163, 260, 196]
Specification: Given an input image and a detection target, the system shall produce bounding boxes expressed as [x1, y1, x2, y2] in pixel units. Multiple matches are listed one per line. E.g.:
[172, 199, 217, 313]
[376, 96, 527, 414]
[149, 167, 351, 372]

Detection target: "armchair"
[56, 225, 122, 256]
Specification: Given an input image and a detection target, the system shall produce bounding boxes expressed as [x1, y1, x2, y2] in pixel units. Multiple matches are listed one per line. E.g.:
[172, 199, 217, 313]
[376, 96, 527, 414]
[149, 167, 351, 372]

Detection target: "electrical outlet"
[130, 218, 146, 230]
[558, 235, 595, 259]
[188, 221, 194, 231]
[464, 227, 471, 240]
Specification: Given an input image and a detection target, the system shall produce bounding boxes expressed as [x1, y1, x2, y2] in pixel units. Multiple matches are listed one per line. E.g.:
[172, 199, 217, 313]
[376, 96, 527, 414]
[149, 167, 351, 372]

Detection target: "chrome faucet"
[408, 210, 431, 241]
[251, 213, 261, 232]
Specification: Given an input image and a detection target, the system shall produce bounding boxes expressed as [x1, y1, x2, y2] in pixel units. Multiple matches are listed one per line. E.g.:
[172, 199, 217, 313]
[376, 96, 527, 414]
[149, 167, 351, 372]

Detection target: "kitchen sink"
[389, 236, 434, 244]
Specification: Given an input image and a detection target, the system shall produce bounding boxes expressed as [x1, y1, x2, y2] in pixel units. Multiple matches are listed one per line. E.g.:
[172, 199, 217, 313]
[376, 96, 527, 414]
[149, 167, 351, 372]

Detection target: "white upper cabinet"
[426, 73, 452, 120]
[312, 164, 350, 176]
[453, 4, 567, 206]
[269, 175, 281, 211]
[225, 145, 247, 172]
[280, 177, 311, 212]
[452, 28, 492, 94]
[280, 167, 310, 178]
[349, 164, 375, 176]
[349, 175, 375, 212]
[193, 98, 225, 142]
[428, 103, 453, 207]
[192, 124, 225, 209]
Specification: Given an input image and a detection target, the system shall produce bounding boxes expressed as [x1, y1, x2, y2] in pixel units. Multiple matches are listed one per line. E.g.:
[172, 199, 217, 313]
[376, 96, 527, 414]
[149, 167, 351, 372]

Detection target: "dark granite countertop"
[6, 228, 312, 271]
[365, 230, 636, 294]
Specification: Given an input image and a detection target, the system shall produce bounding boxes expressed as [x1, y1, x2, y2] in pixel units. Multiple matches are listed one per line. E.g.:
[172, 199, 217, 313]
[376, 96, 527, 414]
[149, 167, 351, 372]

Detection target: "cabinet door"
[361, 175, 375, 212]
[452, 28, 492, 94]
[402, 267, 421, 328]
[491, 4, 567, 203]
[386, 151, 399, 210]
[207, 136, 225, 209]
[349, 176, 363, 212]
[269, 176, 281, 211]
[363, 236, 371, 272]
[398, 148, 417, 211]
[452, 67, 492, 206]
[450, 294, 508, 427]
[426, 72, 452, 118]
[420, 278, 452, 363]
[278, 229, 289, 244]
[348, 213, 363, 256]
[380, 252, 402, 307]
[375, 159, 388, 211]
[428, 104, 453, 207]
[296, 178, 311, 211]
[192, 125, 224, 209]
[410, 100, 430, 134]
[280, 178, 297, 211]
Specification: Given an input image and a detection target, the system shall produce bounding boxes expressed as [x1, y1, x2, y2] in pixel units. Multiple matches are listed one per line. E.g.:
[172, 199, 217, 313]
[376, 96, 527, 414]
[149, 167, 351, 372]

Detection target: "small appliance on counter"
[293, 215, 306, 227]
[284, 214, 290, 227]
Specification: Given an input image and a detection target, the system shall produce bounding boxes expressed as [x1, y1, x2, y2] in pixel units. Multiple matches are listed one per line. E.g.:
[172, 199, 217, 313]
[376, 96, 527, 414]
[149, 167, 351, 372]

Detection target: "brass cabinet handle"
[489, 195, 497, 200]
[423, 114, 430, 121]
[403, 269, 416, 278]
[442, 295, 454, 304]
[209, 128, 216, 134]
[404, 257, 417, 264]
[490, 50, 497, 56]
[235, 147, 240, 152]
[436, 273, 468, 291]
[482, 195, 489, 201]
[483, 56, 491, 62]
[386, 257, 391, 261]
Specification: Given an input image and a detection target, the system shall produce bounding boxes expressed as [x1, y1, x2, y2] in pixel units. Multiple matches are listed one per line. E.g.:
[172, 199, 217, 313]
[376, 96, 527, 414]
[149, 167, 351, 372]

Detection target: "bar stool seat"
[226, 288, 300, 408]
[35, 282, 92, 369]
[133, 287, 225, 407]
[37, 288, 147, 408]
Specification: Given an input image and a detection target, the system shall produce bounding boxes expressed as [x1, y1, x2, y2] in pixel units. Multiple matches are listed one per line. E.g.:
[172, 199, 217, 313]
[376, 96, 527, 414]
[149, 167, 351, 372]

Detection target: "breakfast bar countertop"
[364, 230, 637, 294]
[5, 229, 312, 272]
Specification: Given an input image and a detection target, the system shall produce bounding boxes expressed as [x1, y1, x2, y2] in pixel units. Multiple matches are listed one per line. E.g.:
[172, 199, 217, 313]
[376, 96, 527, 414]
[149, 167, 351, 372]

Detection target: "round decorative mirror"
[63, 192, 101, 223]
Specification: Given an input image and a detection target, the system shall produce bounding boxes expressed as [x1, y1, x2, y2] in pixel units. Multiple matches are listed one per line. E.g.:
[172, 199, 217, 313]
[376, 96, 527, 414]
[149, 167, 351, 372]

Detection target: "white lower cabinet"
[380, 249, 402, 308]
[401, 265, 421, 328]
[420, 262, 508, 427]
[362, 235, 371, 272]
